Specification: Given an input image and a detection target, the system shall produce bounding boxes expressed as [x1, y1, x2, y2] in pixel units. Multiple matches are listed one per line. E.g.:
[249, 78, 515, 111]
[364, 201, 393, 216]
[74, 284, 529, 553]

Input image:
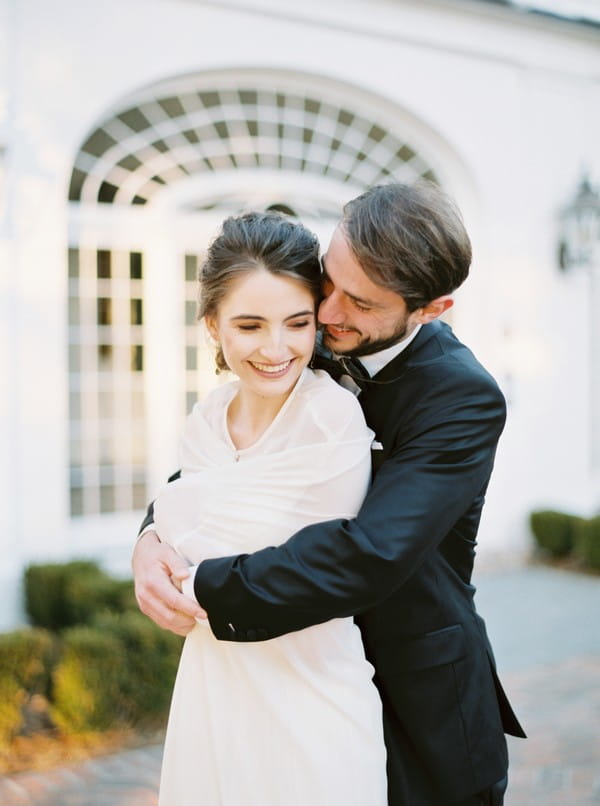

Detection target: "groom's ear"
[412, 295, 453, 324]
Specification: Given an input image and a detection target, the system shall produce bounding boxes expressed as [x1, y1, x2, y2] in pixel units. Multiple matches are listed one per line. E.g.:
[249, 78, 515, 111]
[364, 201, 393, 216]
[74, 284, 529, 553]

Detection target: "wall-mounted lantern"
[558, 175, 600, 271]
[558, 174, 600, 474]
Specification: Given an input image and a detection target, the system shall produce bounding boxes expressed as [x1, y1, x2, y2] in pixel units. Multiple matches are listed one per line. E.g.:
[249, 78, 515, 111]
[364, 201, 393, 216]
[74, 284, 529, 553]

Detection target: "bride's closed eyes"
[232, 312, 315, 332]
[236, 322, 313, 332]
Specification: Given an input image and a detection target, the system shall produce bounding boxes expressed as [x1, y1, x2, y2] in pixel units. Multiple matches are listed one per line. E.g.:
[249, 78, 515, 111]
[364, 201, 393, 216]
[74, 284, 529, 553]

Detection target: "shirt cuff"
[182, 564, 200, 602]
[137, 522, 158, 541]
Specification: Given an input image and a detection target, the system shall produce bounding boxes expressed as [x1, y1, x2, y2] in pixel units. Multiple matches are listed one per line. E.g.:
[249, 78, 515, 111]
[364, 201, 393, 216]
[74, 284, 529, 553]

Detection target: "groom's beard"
[322, 318, 411, 358]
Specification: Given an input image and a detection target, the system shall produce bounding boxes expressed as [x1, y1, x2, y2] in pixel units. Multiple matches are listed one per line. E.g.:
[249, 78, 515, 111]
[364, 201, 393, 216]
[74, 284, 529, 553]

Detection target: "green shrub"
[24, 561, 138, 630]
[529, 510, 584, 557]
[0, 676, 24, 749]
[51, 626, 128, 733]
[61, 574, 138, 626]
[20, 561, 177, 739]
[24, 561, 105, 630]
[0, 628, 54, 746]
[51, 615, 182, 734]
[574, 515, 600, 570]
[93, 611, 182, 727]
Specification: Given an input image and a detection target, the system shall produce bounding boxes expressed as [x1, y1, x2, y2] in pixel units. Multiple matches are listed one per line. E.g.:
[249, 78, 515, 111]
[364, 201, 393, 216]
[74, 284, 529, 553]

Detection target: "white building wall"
[0, 0, 599, 627]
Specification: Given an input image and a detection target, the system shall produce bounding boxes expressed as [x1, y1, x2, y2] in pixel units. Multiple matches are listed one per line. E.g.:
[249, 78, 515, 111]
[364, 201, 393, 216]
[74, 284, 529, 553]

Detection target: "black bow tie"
[339, 356, 370, 386]
[311, 339, 370, 389]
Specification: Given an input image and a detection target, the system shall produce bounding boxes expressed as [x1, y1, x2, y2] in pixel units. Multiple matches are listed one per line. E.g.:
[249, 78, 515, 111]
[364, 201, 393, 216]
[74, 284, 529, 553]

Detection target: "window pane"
[70, 487, 84, 517]
[130, 299, 143, 325]
[69, 391, 81, 420]
[132, 384, 144, 417]
[131, 345, 143, 371]
[70, 439, 83, 466]
[185, 254, 197, 281]
[99, 387, 113, 419]
[68, 248, 80, 278]
[98, 344, 113, 368]
[97, 298, 112, 325]
[97, 250, 111, 278]
[132, 483, 147, 510]
[99, 437, 113, 464]
[186, 391, 197, 413]
[185, 301, 197, 325]
[186, 346, 197, 370]
[100, 485, 115, 513]
[68, 297, 80, 325]
[69, 345, 80, 372]
[130, 252, 143, 279]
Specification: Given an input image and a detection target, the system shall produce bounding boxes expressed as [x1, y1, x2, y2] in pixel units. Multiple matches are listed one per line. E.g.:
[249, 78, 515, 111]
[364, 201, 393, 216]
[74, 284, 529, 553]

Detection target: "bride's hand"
[132, 531, 207, 636]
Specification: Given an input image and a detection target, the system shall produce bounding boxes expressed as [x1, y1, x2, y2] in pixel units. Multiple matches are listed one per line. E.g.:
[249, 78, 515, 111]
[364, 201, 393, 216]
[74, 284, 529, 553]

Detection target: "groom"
[133, 182, 525, 805]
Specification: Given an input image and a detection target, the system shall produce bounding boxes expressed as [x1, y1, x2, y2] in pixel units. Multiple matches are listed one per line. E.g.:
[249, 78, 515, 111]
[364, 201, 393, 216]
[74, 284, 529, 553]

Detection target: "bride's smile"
[205, 267, 317, 405]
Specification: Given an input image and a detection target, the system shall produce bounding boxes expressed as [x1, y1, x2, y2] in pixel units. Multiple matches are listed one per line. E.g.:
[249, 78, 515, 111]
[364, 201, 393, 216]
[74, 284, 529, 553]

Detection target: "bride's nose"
[259, 327, 287, 361]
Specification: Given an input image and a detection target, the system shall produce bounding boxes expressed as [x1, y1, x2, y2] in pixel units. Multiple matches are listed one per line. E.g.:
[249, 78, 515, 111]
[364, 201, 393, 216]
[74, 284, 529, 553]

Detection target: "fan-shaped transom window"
[69, 86, 436, 207]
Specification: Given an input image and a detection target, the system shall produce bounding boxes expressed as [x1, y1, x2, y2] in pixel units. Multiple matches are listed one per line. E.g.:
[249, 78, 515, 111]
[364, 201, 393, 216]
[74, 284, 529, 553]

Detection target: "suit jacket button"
[246, 628, 257, 640]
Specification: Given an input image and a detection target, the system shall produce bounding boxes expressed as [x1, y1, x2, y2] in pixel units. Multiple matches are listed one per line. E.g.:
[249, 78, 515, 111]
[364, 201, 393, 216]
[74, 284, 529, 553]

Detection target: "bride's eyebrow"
[285, 310, 314, 320]
[229, 310, 314, 322]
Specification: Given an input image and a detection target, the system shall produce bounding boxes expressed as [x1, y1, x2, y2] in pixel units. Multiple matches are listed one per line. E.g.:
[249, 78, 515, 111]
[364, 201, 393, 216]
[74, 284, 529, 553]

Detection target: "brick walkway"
[503, 656, 600, 805]
[0, 564, 598, 805]
[0, 744, 162, 805]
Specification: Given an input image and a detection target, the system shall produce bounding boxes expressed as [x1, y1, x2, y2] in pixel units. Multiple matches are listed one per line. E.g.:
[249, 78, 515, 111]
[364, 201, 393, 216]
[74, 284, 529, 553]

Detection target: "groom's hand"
[132, 531, 207, 636]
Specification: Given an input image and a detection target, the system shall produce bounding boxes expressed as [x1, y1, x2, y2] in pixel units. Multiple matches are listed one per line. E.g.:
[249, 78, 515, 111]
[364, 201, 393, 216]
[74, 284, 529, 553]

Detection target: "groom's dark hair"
[342, 182, 472, 312]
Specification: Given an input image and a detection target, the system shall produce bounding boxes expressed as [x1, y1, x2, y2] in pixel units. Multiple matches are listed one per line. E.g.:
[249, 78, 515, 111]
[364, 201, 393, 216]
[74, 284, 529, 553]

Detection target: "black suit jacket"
[144, 321, 525, 805]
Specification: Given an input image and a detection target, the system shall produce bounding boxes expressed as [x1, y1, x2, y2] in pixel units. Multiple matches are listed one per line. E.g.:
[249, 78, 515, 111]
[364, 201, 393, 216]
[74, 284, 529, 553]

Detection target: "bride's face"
[206, 268, 317, 400]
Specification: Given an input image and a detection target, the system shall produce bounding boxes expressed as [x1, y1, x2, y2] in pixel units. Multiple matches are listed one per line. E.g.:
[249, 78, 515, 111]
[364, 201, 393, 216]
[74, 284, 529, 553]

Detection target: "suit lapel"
[368, 320, 446, 385]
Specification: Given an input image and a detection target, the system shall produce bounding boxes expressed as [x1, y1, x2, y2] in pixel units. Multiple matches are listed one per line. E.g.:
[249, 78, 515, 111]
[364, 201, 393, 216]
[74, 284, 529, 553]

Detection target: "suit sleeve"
[137, 470, 181, 535]
[194, 367, 506, 641]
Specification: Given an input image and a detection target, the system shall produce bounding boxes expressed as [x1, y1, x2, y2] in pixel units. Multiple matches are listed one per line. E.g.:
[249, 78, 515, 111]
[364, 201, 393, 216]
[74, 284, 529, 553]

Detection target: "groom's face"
[318, 225, 420, 357]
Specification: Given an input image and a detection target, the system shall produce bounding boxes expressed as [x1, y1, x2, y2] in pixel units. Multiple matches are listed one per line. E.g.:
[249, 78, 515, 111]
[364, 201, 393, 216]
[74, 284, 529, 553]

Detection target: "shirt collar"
[357, 324, 422, 377]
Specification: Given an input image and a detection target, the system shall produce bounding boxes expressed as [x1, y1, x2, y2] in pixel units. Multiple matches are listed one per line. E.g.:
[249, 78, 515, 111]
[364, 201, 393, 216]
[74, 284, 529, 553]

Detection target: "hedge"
[0, 561, 183, 743]
[529, 510, 585, 557]
[24, 560, 137, 631]
[51, 614, 182, 734]
[51, 626, 128, 733]
[0, 628, 55, 746]
[574, 515, 600, 570]
[92, 611, 182, 727]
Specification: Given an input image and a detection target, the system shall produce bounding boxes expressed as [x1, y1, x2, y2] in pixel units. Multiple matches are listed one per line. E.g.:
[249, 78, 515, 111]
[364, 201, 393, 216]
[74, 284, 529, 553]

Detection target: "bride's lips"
[248, 358, 295, 378]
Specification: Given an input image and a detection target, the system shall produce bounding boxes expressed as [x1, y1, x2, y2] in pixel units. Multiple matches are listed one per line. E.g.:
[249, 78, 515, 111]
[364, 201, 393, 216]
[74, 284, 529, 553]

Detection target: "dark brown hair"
[342, 182, 472, 311]
[198, 211, 321, 371]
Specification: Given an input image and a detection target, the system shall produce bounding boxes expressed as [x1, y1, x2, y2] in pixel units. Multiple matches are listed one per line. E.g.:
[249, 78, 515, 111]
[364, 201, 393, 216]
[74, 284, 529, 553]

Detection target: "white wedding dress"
[154, 369, 387, 806]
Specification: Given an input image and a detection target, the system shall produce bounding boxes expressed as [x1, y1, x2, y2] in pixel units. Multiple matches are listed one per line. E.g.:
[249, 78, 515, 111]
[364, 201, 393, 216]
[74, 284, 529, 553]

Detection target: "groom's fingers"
[158, 576, 208, 623]
[133, 532, 206, 633]
[144, 596, 198, 636]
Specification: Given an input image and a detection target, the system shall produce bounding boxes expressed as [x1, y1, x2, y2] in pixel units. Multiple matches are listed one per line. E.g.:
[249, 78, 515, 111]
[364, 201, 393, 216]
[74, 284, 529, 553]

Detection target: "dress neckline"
[220, 368, 310, 458]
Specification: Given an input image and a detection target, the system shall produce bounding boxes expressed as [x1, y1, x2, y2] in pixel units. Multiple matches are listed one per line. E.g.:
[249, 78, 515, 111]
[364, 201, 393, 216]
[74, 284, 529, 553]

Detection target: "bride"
[153, 211, 387, 805]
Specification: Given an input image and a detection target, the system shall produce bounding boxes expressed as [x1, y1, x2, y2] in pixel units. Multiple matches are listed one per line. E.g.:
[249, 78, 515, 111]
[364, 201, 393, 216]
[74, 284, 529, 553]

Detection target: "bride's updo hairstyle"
[198, 211, 321, 372]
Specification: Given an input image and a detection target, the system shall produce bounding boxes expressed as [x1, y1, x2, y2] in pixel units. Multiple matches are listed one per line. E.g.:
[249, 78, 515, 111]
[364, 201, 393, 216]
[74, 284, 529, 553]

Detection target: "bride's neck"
[226, 388, 288, 450]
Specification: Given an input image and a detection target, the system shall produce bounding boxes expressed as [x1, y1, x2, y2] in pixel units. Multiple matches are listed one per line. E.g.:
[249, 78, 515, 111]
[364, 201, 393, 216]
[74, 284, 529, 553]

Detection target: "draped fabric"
[155, 369, 387, 805]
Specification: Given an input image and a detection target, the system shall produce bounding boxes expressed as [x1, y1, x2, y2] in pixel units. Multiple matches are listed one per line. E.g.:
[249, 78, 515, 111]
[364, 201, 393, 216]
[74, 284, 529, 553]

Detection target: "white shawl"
[153, 369, 374, 564]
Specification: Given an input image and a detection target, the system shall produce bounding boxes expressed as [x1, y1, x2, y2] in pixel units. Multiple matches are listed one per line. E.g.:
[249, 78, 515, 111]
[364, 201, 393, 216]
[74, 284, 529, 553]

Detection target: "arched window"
[67, 73, 438, 517]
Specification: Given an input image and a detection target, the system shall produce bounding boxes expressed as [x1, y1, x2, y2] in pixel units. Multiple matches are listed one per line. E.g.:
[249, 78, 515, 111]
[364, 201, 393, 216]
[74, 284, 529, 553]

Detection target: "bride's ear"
[204, 315, 219, 342]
